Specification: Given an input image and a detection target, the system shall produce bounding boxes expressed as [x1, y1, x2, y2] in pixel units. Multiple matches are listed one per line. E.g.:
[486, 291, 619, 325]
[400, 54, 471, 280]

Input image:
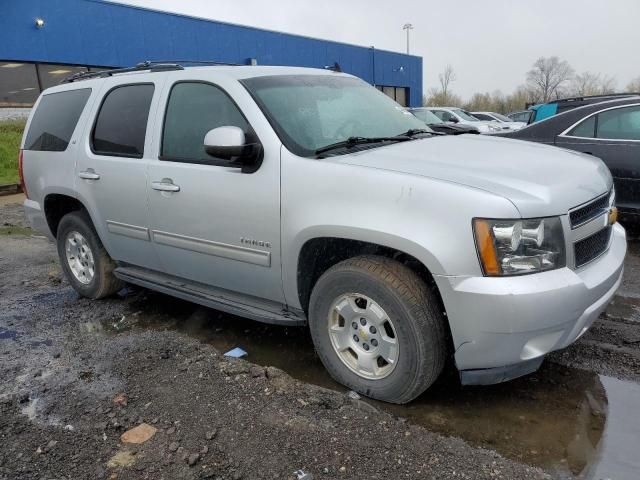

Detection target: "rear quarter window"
[24, 88, 91, 151]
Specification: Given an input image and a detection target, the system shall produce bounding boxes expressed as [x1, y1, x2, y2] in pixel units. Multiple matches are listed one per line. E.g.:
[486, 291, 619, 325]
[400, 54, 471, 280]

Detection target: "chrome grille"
[569, 192, 610, 229]
[574, 227, 611, 268]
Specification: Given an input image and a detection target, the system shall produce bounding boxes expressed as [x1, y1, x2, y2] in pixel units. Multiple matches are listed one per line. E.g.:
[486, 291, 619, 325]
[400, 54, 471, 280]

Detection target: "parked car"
[507, 110, 533, 124]
[527, 93, 640, 124]
[408, 107, 480, 135]
[499, 97, 640, 225]
[470, 111, 526, 130]
[425, 107, 504, 133]
[20, 63, 626, 404]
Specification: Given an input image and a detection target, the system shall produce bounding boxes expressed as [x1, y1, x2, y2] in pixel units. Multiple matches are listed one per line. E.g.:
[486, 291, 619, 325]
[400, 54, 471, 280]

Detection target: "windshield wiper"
[315, 135, 411, 156]
[398, 128, 433, 137]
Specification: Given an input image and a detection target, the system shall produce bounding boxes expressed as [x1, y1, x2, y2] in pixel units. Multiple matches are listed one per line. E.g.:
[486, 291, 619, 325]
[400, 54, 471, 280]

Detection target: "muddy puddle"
[84, 291, 640, 478]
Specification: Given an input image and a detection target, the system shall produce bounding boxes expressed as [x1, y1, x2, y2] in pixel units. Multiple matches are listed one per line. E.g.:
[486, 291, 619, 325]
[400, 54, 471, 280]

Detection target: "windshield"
[493, 113, 513, 122]
[451, 108, 481, 122]
[241, 74, 429, 157]
[410, 109, 444, 125]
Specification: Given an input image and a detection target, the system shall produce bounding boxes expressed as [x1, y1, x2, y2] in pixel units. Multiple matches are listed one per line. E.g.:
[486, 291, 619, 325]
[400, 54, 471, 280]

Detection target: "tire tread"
[311, 255, 447, 404]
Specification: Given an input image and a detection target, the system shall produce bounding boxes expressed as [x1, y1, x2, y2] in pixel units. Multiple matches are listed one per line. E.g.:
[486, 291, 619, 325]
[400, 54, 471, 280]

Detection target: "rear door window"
[24, 88, 91, 151]
[596, 106, 640, 140]
[91, 84, 154, 158]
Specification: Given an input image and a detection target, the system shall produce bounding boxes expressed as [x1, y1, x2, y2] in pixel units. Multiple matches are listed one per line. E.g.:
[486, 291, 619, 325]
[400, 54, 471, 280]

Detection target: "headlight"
[473, 217, 566, 276]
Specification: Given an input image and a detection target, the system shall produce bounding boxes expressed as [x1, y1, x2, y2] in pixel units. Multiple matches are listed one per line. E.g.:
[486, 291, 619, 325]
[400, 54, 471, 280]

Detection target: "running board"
[114, 266, 306, 326]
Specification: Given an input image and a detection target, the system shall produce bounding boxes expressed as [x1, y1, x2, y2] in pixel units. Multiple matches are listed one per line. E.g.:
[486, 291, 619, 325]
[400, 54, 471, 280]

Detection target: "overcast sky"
[114, 0, 640, 99]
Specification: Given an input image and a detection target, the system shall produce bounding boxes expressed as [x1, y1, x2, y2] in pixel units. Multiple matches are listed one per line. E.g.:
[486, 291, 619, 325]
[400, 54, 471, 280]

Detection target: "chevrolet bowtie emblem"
[608, 207, 618, 225]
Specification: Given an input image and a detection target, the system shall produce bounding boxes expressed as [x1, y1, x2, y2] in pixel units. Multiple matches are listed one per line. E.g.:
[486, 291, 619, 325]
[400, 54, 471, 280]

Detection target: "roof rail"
[551, 93, 640, 104]
[141, 59, 242, 67]
[61, 61, 184, 83]
[60, 60, 243, 84]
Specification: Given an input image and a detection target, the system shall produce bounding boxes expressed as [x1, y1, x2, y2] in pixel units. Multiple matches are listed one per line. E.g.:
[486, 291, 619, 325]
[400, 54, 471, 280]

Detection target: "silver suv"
[20, 64, 626, 404]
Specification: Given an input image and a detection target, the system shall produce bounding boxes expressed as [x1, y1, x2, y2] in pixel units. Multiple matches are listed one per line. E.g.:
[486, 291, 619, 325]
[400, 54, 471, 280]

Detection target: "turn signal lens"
[473, 220, 500, 275]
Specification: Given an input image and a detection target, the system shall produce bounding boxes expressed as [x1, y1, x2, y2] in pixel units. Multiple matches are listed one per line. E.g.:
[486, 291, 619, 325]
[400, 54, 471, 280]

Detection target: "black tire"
[56, 210, 124, 299]
[308, 255, 447, 404]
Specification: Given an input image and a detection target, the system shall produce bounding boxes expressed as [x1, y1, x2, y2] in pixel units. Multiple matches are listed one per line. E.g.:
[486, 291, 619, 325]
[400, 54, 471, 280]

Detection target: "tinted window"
[473, 113, 493, 121]
[509, 112, 530, 122]
[161, 82, 249, 163]
[596, 106, 640, 140]
[569, 115, 596, 138]
[433, 110, 452, 121]
[92, 84, 154, 157]
[24, 88, 91, 151]
[411, 109, 442, 125]
[493, 113, 513, 122]
[452, 109, 479, 122]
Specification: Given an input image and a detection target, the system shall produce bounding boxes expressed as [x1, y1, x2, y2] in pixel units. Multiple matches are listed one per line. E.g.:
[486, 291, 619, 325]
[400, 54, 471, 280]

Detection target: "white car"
[426, 107, 503, 134]
[471, 111, 527, 130]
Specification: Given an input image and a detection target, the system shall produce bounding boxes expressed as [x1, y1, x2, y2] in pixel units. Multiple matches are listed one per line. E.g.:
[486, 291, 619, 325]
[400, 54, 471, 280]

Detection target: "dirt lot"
[1, 199, 639, 480]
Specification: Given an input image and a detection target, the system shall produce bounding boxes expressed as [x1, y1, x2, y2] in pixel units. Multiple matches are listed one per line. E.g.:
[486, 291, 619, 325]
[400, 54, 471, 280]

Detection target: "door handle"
[79, 170, 100, 180]
[151, 180, 180, 193]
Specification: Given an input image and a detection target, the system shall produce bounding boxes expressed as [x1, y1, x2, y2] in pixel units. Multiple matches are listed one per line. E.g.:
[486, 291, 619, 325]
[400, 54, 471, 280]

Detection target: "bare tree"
[627, 76, 640, 93]
[526, 56, 574, 102]
[424, 87, 462, 107]
[423, 65, 461, 107]
[438, 65, 456, 98]
[571, 72, 616, 96]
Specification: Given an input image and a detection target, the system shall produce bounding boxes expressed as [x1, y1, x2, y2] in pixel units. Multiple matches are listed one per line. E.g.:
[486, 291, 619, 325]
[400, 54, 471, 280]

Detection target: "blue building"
[0, 0, 423, 108]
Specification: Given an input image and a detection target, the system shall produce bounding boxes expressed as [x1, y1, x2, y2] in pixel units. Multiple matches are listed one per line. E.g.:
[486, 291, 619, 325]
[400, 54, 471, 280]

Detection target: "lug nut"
[360, 318, 367, 326]
[363, 343, 370, 351]
[369, 326, 377, 334]
[352, 322, 358, 330]
[371, 339, 378, 347]
[353, 335, 359, 342]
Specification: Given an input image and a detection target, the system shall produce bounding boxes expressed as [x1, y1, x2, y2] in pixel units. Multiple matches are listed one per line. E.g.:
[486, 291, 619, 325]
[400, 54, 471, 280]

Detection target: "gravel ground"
[1, 201, 639, 480]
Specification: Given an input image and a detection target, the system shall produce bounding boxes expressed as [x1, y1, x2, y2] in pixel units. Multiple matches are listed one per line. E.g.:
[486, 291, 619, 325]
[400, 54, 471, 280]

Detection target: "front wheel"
[308, 256, 447, 404]
[56, 210, 124, 299]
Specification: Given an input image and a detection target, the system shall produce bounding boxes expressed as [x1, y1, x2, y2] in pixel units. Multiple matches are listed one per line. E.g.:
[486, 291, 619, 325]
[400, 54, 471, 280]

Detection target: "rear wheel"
[308, 255, 447, 404]
[56, 210, 124, 299]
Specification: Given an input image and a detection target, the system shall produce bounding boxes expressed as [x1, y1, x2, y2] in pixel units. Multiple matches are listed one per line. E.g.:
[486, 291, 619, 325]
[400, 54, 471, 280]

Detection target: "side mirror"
[204, 126, 262, 165]
[448, 117, 459, 123]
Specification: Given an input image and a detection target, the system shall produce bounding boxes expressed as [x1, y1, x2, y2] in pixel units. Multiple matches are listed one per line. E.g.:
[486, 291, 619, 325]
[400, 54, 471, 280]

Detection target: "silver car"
[425, 107, 504, 133]
[471, 111, 527, 130]
[20, 64, 626, 403]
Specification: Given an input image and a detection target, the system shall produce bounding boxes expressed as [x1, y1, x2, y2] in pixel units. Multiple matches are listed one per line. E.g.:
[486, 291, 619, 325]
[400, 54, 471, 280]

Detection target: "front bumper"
[435, 222, 626, 382]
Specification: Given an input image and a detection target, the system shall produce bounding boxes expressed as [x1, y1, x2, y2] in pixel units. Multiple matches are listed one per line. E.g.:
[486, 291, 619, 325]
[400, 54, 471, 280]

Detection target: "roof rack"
[61, 60, 242, 84]
[550, 93, 640, 105]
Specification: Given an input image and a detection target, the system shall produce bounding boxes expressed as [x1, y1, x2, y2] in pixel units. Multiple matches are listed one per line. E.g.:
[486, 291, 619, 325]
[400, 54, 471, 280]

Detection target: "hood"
[332, 134, 612, 218]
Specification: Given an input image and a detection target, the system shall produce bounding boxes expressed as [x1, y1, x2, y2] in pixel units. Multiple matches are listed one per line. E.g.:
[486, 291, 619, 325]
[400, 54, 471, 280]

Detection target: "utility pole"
[402, 23, 413, 54]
